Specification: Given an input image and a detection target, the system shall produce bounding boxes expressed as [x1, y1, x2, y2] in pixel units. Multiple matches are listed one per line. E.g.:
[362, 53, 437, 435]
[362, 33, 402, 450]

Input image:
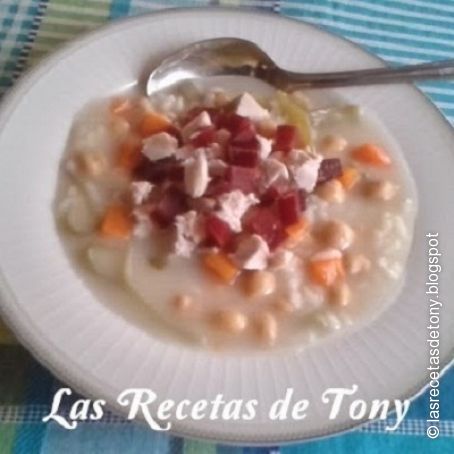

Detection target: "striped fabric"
[0, 1, 453, 453]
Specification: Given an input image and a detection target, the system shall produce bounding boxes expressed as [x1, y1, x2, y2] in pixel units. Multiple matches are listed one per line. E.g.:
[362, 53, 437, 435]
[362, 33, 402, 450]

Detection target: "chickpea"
[329, 283, 351, 307]
[345, 253, 371, 275]
[316, 179, 346, 203]
[272, 297, 295, 315]
[320, 134, 347, 154]
[364, 180, 397, 201]
[210, 309, 248, 334]
[171, 294, 195, 314]
[318, 220, 355, 251]
[243, 270, 277, 298]
[254, 312, 278, 346]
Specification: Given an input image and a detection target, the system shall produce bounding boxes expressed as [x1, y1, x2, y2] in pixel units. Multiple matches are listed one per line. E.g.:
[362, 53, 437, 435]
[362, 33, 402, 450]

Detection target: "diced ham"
[133, 157, 184, 183]
[229, 139, 259, 167]
[226, 166, 259, 194]
[260, 185, 281, 206]
[290, 156, 322, 192]
[142, 132, 178, 161]
[235, 93, 270, 122]
[233, 234, 270, 270]
[182, 111, 212, 141]
[262, 158, 289, 188]
[215, 128, 231, 147]
[184, 149, 210, 197]
[190, 127, 216, 147]
[277, 190, 300, 226]
[216, 190, 259, 232]
[205, 176, 232, 196]
[152, 187, 188, 227]
[174, 210, 205, 258]
[219, 113, 256, 143]
[205, 215, 233, 248]
[317, 158, 343, 185]
[131, 181, 153, 205]
[274, 125, 297, 153]
[245, 207, 287, 250]
[257, 135, 273, 160]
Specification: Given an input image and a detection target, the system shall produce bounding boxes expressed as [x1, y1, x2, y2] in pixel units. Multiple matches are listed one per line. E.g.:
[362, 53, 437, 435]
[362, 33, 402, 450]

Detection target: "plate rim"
[0, 6, 452, 446]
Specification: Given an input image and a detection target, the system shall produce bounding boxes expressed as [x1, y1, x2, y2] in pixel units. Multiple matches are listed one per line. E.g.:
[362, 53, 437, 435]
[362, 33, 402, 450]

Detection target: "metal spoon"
[147, 37, 454, 95]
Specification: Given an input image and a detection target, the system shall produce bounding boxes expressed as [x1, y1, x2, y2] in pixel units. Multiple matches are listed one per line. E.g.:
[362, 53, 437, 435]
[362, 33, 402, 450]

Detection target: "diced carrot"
[139, 112, 171, 137]
[351, 143, 391, 167]
[285, 217, 308, 243]
[308, 257, 345, 287]
[202, 252, 239, 284]
[99, 204, 133, 239]
[338, 167, 360, 190]
[110, 97, 132, 116]
[116, 136, 142, 172]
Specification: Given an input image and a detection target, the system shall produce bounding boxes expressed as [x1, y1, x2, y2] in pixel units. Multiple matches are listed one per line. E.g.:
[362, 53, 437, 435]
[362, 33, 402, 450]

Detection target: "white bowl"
[0, 8, 453, 445]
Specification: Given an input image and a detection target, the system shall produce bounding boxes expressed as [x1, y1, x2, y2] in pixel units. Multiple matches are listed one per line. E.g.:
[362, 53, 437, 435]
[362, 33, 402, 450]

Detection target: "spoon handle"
[281, 59, 454, 89]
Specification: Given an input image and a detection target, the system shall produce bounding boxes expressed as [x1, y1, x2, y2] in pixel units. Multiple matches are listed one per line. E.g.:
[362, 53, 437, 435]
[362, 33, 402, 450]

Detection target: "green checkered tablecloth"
[0, 1, 453, 453]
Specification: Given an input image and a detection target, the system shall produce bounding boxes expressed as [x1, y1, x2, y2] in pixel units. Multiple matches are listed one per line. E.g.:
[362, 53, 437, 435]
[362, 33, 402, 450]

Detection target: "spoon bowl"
[146, 38, 277, 94]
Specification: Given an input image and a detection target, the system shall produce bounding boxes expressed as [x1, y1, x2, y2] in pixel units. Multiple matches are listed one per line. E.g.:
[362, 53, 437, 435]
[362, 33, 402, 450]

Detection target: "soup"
[54, 84, 417, 349]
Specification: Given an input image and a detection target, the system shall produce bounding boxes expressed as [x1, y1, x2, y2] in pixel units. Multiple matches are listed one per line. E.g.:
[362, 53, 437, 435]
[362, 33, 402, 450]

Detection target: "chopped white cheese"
[216, 190, 259, 232]
[130, 181, 153, 205]
[257, 135, 273, 160]
[235, 93, 270, 121]
[290, 156, 322, 192]
[142, 132, 178, 161]
[233, 234, 270, 270]
[174, 210, 204, 258]
[262, 158, 289, 187]
[182, 111, 212, 141]
[184, 149, 210, 198]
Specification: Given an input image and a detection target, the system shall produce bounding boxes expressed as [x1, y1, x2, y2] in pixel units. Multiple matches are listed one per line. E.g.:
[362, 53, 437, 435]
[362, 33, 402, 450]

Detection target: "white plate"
[0, 8, 453, 445]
